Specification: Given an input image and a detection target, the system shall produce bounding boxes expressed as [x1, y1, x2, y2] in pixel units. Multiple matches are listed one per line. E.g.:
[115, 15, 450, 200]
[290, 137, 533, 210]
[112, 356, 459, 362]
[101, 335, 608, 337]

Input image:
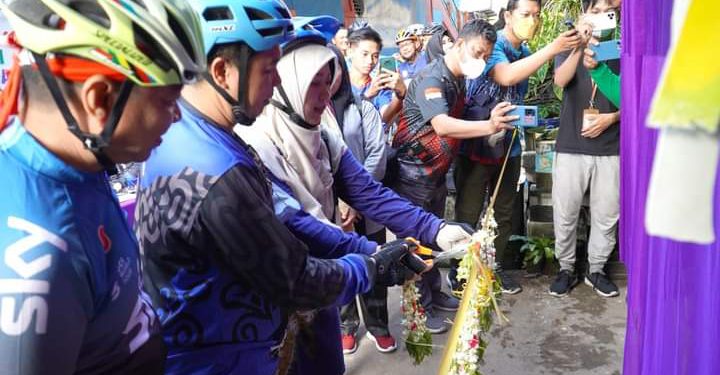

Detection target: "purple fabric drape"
[622, 1, 720, 374]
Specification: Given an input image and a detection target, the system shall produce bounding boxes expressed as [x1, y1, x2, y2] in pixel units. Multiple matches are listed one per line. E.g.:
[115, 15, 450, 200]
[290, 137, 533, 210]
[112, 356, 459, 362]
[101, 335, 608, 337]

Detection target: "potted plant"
[510, 235, 558, 276]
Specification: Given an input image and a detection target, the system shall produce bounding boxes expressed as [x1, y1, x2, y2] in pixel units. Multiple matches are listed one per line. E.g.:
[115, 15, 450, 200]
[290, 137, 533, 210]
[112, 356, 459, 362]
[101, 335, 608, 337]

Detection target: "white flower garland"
[401, 280, 433, 364]
[446, 211, 506, 375]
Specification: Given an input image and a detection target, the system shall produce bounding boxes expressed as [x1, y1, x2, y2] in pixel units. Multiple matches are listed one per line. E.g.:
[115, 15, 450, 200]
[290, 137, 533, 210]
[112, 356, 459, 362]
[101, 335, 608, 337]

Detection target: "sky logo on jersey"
[424, 87, 443, 100]
[1, 217, 67, 336]
[98, 225, 112, 253]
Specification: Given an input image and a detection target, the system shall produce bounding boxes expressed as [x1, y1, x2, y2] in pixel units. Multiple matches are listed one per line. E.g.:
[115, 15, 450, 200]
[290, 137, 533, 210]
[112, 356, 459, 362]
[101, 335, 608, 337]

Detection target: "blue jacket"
[253, 125, 444, 375]
[295, 149, 445, 375]
[136, 101, 373, 375]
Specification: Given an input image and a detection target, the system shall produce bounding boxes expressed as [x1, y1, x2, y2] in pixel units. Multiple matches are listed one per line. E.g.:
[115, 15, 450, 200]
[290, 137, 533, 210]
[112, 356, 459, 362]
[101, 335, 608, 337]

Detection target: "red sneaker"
[365, 332, 397, 353]
[342, 334, 357, 355]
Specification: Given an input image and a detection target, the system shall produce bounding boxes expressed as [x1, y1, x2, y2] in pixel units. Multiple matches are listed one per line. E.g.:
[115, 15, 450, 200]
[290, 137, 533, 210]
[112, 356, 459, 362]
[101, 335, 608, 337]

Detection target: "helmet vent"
[244, 7, 271, 21]
[45, 14, 67, 29]
[166, 7, 197, 63]
[68, 1, 110, 28]
[275, 6, 291, 20]
[133, 23, 172, 71]
[257, 26, 284, 38]
[202, 6, 233, 21]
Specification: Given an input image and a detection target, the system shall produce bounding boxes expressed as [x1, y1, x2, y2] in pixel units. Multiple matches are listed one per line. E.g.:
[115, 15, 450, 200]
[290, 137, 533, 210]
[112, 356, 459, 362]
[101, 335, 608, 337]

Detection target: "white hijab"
[241, 44, 340, 222]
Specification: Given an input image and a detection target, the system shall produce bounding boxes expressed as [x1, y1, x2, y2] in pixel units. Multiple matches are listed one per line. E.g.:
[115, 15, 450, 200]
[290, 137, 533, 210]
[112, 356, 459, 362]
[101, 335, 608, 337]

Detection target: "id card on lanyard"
[582, 81, 599, 131]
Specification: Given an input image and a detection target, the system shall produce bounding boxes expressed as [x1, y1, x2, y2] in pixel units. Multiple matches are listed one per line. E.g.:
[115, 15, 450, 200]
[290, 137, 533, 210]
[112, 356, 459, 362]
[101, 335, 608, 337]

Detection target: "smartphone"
[564, 19, 575, 30]
[586, 11, 617, 39]
[378, 56, 397, 73]
[508, 105, 539, 128]
[590, 39, 620, 61]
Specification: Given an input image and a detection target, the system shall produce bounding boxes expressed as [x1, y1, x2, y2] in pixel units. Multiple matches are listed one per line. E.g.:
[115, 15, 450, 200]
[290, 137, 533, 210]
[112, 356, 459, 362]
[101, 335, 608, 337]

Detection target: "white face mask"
[459, 46, 486, 79]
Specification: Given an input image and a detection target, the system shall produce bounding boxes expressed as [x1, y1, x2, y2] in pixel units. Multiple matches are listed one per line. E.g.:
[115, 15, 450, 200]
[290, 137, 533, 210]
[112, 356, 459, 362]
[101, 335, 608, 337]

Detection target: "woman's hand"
[341, 206, 362, 232]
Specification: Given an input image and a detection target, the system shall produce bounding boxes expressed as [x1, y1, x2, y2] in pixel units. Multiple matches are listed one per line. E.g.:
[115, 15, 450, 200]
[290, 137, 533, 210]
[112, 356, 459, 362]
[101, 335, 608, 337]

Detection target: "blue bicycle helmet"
[282, 15, 340, 53]
[188, 0, 296, 125]
[293, 15, 340, 41]
[189, 0, 295, 55]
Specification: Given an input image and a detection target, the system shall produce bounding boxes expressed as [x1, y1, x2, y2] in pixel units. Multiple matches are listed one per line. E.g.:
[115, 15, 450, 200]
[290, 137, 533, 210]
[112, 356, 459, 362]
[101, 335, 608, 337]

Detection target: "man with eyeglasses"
[396, 27, 427, 85]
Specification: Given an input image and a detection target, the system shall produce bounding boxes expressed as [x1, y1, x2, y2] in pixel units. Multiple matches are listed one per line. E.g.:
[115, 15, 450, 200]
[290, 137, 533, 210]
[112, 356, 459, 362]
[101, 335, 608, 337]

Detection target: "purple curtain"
[622, 1, 720, 374]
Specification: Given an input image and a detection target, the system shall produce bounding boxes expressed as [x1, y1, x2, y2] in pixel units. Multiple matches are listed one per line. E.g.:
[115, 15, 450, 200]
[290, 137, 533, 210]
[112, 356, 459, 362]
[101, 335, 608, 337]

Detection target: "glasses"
[398, 40, 415, 48]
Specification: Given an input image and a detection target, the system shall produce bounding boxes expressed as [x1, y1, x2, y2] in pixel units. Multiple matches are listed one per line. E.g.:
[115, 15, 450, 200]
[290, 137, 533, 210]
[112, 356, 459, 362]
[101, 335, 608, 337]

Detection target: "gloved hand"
[365, 239, 428, 287]
[434, 222, 475, 253]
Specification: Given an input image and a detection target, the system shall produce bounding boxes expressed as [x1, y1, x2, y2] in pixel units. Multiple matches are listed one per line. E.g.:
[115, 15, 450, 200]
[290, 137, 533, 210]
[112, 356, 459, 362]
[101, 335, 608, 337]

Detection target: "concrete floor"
[344, 270, 626, 375]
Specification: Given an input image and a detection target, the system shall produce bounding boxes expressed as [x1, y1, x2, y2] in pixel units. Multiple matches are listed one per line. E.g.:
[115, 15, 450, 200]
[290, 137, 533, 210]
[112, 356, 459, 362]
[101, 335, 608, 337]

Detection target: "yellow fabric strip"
[648, 0, 720, 133]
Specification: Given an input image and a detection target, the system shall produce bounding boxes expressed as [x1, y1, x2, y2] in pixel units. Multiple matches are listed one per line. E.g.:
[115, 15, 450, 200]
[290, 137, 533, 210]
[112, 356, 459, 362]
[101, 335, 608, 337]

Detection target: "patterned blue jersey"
[0, 119, 164, 374]
[135, 101, 371, 375]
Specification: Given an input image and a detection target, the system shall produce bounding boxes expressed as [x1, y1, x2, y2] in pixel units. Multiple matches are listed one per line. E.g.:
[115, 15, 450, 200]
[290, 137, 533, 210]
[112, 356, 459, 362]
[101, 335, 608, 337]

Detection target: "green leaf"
[509, 235, 528, 242]
[545, 247, 556, 261]
[533, 253, 543, 265]
[405, 331, 433, 365]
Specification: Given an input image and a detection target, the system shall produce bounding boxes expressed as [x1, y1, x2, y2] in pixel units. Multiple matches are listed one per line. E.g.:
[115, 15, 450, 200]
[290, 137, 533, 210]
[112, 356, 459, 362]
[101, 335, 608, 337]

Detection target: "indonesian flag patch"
[424, 87, 443, 100]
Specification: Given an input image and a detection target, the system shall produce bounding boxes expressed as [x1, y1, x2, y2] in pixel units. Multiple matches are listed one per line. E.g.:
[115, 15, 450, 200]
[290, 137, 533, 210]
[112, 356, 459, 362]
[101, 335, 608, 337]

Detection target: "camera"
[509, 105, 539, 128]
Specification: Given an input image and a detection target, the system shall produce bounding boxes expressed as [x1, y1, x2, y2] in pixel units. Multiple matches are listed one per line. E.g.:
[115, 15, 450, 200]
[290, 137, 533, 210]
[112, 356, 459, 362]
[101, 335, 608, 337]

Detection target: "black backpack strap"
[320, 129, 339, 220]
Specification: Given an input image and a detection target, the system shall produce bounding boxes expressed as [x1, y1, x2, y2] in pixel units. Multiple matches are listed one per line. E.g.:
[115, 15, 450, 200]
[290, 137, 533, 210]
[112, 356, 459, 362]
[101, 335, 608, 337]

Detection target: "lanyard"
[589, 80, 598, 109]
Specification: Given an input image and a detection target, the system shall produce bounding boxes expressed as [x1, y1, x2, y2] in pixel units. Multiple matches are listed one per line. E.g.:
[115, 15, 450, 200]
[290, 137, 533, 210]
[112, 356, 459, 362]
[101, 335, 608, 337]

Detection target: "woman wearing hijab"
[239, 37, 476, 374]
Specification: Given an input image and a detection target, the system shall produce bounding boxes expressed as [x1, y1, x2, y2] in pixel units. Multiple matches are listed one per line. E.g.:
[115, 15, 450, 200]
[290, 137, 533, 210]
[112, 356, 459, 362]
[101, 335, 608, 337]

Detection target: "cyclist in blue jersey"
[0, 1, 205, 374]
[395, 27, 427, 85]
[134, 1, 427, 374]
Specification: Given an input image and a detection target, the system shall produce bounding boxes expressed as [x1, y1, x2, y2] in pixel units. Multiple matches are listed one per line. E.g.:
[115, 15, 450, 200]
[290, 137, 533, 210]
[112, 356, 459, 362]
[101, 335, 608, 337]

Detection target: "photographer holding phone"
[346, 26, 406, 125]
[389, 19, 516, 334]
[550, 0, 621, 298]
[452, 0, 582, 296]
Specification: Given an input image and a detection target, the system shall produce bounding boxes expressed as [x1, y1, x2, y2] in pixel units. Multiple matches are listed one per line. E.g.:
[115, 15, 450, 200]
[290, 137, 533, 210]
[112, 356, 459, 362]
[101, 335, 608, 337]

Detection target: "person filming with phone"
[387, 19, 517, 334]
[346, 26, 406, 125]
[451, 0, 583, 297]
[549, 0, 621, 298]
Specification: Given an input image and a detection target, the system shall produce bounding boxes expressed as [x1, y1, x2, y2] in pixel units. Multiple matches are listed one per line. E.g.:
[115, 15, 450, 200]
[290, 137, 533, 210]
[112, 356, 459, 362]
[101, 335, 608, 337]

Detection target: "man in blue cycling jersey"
[0, 0, 205, 374]
[134, 1, 427, 374]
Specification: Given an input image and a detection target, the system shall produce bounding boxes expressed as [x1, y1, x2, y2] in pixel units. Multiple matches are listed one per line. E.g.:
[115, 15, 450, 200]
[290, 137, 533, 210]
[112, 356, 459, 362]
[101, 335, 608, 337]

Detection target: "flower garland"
[439, 210, 507, 375]
[401, 280, 433, 364]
